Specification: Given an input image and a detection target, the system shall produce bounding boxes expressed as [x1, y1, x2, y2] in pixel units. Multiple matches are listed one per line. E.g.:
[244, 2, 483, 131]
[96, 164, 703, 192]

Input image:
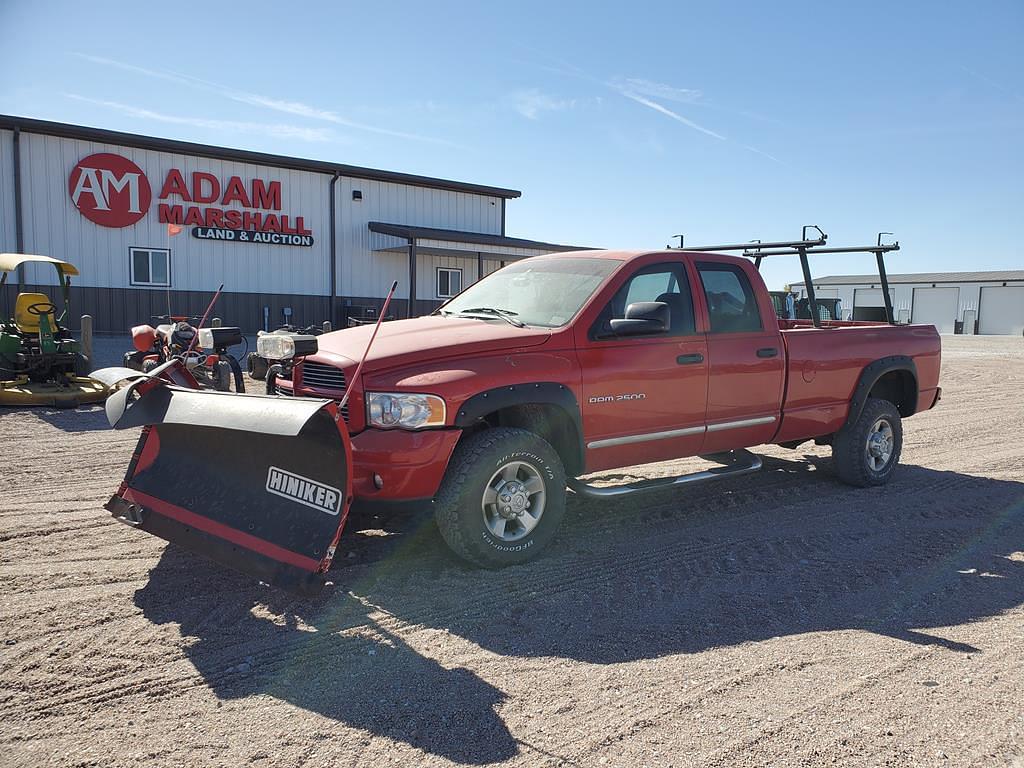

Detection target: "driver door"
[576, 260, 708, 473]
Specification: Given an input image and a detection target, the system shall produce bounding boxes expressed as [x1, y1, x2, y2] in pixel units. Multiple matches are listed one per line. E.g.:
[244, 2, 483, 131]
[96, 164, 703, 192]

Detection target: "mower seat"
[14, 292, 57, 334]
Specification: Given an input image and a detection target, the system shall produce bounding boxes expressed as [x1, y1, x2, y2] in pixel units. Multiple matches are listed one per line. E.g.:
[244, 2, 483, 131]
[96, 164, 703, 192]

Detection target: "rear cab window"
[696, 262, 762, 333]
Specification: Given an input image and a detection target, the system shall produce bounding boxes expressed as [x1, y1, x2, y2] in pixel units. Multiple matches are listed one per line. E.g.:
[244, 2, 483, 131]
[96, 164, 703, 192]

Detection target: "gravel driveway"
[1, 335, 1022, 767]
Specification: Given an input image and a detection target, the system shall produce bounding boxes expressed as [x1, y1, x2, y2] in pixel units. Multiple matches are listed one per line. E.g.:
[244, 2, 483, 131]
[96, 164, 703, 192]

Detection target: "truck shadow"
[134, 548, 519, 764]
[133, 458, 1022, 759]
[334, 457, 1023, 665]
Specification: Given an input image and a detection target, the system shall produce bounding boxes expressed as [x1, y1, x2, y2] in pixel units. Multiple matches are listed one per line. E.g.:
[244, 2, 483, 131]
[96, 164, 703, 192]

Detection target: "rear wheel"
[831, 397, 903, 487]
[434, 427, 566, 568]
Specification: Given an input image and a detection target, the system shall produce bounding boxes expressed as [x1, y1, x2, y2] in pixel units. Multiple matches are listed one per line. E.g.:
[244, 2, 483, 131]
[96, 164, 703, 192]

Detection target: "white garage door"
[911, 287, 959, 334]
[979, 286, 1024, 335]
[853, 288, 895, 321]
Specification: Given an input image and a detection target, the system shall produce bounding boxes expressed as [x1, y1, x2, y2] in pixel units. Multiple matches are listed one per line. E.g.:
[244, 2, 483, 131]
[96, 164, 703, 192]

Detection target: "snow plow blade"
[99, 371, 352, 596]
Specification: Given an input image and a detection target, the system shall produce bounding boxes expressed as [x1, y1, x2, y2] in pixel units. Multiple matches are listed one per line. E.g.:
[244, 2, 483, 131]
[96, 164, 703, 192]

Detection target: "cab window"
[591, 262, 695, 338]
[697, 263, 762, 333]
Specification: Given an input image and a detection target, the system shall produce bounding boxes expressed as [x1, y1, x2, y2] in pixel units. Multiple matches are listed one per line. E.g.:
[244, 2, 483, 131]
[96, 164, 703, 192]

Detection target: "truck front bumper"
[350, 427, 462, 503]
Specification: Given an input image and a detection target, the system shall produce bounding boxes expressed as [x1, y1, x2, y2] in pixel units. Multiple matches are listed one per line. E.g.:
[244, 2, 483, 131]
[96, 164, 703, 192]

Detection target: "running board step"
[568, 450, 763, 499]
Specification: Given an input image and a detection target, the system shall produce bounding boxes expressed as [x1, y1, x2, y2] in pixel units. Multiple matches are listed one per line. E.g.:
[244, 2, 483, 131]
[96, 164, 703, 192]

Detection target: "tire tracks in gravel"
[4, 463, 1001, 725]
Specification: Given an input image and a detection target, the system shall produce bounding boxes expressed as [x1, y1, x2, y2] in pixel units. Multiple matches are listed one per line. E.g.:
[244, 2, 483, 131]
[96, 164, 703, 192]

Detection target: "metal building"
[792, 271, 1024, 335]
[0, 115, 585, 332]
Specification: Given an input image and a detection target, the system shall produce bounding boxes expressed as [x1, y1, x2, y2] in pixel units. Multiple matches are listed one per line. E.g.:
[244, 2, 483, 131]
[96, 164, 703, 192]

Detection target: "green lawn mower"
[0, 253, 107, 407]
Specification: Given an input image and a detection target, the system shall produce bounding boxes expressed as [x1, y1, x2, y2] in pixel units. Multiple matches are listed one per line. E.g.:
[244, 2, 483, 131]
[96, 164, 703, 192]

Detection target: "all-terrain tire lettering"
[434, 427, 566, 568]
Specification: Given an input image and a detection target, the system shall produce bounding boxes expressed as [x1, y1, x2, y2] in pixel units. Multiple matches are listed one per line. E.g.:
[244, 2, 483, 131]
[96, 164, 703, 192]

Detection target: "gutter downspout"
[328, 171, 340, 327]
[407, 237, 417, 319]
[13, 126, 24, 289]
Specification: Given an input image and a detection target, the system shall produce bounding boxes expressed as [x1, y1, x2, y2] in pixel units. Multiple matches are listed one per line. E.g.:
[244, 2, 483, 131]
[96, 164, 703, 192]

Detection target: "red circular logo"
[68, 153, 152, 228]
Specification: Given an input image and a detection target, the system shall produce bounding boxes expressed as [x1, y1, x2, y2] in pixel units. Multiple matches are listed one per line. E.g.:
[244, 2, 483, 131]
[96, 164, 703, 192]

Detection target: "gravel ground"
[1, 335, 1022, 767]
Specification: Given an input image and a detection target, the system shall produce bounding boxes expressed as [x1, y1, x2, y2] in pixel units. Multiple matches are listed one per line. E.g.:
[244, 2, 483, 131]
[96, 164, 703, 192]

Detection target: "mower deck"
[0, 375, 108, 407]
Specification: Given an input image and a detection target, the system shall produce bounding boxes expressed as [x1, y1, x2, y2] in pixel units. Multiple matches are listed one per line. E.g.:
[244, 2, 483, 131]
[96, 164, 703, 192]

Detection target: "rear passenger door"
[695, 260, 784, 452]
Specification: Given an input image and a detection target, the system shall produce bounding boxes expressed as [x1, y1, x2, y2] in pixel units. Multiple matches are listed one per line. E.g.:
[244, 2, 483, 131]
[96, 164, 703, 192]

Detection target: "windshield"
[439, 257, 621, 328]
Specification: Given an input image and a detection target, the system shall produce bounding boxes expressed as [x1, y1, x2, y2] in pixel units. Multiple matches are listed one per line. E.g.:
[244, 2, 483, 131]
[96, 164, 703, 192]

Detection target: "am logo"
[68, 152, 152, 228]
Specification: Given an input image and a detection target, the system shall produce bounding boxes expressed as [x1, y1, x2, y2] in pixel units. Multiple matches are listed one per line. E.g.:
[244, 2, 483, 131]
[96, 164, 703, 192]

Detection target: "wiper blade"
[455, 307, 525, 327]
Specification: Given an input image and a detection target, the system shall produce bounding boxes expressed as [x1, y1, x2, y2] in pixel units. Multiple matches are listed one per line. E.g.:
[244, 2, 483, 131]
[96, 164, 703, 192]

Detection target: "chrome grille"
[275, 382, 293, 396]
[300, 361, 346, 391]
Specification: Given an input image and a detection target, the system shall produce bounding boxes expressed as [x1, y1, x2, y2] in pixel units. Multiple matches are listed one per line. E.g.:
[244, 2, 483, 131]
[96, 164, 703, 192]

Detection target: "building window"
[130, 248, 171, 287]
[436, 267, 463, 299]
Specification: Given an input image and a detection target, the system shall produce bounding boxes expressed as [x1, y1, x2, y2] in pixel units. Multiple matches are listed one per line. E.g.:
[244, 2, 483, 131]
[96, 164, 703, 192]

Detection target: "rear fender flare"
[453, 382, 583, 474]
[845, 356, 918, 429]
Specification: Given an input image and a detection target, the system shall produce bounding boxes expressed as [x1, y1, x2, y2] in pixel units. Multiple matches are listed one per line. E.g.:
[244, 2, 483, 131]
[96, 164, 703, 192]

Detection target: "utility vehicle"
[0, 253, 106, 407]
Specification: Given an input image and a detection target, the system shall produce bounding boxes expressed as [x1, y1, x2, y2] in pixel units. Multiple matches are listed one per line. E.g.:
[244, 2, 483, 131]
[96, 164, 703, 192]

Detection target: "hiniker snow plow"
[93, 362, 352, 595]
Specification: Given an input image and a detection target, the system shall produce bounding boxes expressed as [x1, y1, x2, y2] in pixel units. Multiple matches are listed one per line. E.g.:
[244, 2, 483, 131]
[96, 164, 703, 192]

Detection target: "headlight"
[256, 333, 318, 361]
[366, 392, 446, 429]
[198, 326, 242, 350]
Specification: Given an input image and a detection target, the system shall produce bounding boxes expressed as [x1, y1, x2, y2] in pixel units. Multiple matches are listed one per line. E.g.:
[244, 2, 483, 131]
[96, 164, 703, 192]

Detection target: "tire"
[247, 352, 269, 381]
[831, 397, 903, 487]
[434, 427, 567, 568]
[213, 360, 233, 392]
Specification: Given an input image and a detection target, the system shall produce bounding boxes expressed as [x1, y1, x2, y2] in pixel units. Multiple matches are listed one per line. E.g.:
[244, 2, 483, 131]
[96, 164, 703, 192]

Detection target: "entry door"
[578, 261, 708, 472]
[695, 261, 784, 453]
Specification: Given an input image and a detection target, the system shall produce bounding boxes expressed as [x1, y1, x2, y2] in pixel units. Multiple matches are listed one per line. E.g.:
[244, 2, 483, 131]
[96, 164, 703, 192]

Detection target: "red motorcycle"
[123, 315, 245, 392]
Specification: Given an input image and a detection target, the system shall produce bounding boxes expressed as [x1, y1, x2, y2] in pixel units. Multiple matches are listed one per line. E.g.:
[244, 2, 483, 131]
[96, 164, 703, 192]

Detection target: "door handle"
[756, 347, 779, 358]
[677, 353, 704, 365]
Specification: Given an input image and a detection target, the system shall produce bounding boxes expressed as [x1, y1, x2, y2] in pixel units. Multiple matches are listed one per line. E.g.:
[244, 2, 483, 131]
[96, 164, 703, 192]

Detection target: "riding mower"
[0, 253, 107, 407]
[123, 315, 246, 392]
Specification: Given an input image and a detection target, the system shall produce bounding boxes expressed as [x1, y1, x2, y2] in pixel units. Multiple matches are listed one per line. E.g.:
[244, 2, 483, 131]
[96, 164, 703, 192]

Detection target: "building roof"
[0, 114, 522, 199]
[367, 222, 594, 252]
[792, 270, 1024, 287]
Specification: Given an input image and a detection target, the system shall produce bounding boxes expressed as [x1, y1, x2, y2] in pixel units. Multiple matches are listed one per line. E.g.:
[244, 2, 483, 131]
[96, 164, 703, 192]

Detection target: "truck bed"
[774, 320, 942, 444]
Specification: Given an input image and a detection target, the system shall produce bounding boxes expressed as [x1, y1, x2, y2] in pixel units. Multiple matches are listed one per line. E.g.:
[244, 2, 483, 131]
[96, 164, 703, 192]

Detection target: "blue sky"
[1, 0, 1021, 289]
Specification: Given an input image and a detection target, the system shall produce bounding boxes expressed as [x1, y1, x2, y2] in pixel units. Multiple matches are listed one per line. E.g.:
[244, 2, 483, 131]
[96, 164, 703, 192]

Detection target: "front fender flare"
[453, 382, 583, 473]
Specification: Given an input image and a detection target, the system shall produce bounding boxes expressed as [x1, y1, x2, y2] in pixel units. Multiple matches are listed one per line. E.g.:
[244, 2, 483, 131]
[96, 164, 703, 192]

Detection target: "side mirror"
[609, 301, 669, 337]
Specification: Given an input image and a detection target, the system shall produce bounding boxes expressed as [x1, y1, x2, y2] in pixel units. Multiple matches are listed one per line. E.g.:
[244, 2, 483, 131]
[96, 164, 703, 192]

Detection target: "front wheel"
[247, 352, 269, 381]
[434, 427, 566, 568]
[212, 360, 233, 392]
[831, 397, 903, 487]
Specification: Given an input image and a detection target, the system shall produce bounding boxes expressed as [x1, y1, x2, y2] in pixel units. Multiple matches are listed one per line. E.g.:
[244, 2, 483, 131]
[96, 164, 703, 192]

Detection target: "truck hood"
[312, 315, 553, 372]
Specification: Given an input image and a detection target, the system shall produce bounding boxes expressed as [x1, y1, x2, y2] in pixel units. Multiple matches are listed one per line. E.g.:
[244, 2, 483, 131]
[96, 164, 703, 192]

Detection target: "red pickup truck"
[99, 238, 941, 593]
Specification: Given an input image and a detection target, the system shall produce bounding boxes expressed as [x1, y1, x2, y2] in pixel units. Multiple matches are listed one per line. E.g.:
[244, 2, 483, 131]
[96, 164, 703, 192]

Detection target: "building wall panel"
[17, 132, 331, 294]
[802, 280, 1023, 332]
[336, 175, 502, 298]
[0, 129, 15, 253]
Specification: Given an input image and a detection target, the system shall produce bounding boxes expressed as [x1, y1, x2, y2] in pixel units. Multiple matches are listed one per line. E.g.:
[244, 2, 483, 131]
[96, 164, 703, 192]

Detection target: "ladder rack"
[670, 227, 900, 328]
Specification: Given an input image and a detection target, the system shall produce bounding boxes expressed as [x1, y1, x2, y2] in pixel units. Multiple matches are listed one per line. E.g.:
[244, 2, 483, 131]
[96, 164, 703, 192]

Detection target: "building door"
[979, 286, 1024, 335]
[578, 260, 708, 472]
[911, 287, 959, 334]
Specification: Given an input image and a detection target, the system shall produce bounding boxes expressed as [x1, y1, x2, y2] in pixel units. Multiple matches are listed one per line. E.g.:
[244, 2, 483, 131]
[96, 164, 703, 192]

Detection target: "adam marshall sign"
[68, 152, 315, 246]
